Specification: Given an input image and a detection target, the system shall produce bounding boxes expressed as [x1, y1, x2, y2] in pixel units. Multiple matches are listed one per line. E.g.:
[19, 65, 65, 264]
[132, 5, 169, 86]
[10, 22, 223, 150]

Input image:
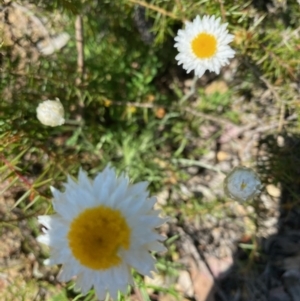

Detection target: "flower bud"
[224, 166, 262, 202]
[36, 99, 65, 127]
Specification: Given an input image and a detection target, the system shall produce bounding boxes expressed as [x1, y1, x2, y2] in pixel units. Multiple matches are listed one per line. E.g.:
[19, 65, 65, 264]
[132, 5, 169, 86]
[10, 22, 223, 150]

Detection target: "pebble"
[266, 184, 281, 198]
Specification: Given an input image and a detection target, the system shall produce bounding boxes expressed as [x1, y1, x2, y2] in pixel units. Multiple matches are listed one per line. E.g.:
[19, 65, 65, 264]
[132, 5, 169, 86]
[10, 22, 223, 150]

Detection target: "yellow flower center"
[191, 33, 217, 59]
[240, 181, 247, 191]
[68, 206, 131, 270]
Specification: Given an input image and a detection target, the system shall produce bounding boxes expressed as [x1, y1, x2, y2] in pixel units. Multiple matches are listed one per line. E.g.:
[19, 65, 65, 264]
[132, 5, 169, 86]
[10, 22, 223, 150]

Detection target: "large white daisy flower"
[37, 166, 166, 300]
[174, 15, 235, 78]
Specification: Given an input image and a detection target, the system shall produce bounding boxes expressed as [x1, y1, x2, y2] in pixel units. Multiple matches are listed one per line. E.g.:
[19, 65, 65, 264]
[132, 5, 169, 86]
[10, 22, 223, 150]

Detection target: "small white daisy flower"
[37, 166, 166, 300]
[174, 15, 235, 78]
[36, 98, 65, 127]
[224, 166, 262, 202]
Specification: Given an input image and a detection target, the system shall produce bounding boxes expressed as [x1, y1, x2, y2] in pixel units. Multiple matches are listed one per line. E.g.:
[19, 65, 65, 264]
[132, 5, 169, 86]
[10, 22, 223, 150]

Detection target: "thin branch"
[128, 0, 181, 20]
[75, 14, 85, 121]
[0, 153, 33, 191]
[179, 75, 198, 104]
[259, 76, 285, 132]
[184, 107, 234, 127]
[175, 0, 183, 11]
[217, 0, 226, 21]
[172, 158, 226, 175]
[75, 15, 85, 85]
[107, 100, 159, 108]
[107, 98, 236, 127]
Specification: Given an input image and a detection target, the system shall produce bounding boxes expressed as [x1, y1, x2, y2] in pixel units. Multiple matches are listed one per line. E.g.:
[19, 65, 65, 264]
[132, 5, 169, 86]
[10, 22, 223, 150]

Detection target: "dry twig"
[75, 15, 85, 85]
[128, 0, 181, 20]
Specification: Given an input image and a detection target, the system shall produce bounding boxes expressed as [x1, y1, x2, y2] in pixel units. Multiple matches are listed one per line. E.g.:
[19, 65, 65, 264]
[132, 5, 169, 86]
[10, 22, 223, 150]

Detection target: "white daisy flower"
[224, 166, 262, 202]
[36, 98, 65, 127]
[37, 166, 166, 300]
[174, 15, 235, 78]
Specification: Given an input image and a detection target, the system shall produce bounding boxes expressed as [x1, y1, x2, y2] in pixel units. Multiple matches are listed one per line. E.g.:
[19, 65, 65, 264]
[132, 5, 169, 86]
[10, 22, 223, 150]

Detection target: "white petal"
[124, 249, 155, 276]
[75, 272, 93, 295]
[37, 234, 50, 245]
[58, 259, 82, 282]
[145, 241, 167, 252]
[37, 215, 52, 228]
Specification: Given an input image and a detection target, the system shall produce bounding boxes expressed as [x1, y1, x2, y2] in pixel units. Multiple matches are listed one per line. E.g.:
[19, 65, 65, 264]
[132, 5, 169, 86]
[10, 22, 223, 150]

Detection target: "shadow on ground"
[214, 133, 300, 301]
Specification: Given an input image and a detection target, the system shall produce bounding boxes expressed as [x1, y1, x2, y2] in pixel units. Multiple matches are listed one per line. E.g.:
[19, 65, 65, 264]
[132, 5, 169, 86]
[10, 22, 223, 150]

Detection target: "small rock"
[180, 184, 193, 199]
[277, 135, 285, 147]
[217, 151, 230, 162]
[269, 286, 290, 301]
[156, 190, 169, 207]
[211, 227, 221, 241]
[187, 166, 199, 175]
[266, 184, 281, 198]
[283, 269, 300, 300]
[176, 270, 194, 297]
[0, 273, 8, 290]
[145, 272, 165, 294]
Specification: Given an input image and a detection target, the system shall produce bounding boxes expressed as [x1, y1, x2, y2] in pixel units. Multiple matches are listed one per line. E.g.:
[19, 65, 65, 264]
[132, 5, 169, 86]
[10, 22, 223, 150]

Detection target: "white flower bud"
[36, 99, 65, 127]
[224, 166, 262, 202]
